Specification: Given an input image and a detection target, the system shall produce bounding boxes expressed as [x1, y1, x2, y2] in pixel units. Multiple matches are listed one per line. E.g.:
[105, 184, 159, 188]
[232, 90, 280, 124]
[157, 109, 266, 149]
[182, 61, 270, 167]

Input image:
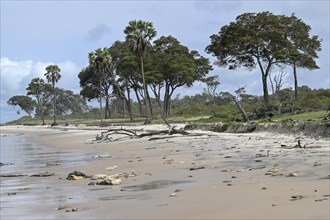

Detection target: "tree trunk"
[140, 56, 150, 123]
[105, 97, 110, 119]
[99, 81, 103, 124]
[163, 84, 170, 118]
[52, 83, 57, 126]
[37, 95, 46, 125]
[126, 85, 133, 122]
[146, 89, 153, 117]
[134, 87, 143, 116]
[262, 74, 269, 107]
[232, 97, 249, 123]
[293, 62, 298, 100]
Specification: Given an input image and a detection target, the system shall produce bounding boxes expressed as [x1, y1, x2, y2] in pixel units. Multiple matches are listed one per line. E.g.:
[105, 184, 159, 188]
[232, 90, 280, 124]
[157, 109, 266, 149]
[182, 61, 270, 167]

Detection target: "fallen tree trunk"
[95, 126, 194, 142]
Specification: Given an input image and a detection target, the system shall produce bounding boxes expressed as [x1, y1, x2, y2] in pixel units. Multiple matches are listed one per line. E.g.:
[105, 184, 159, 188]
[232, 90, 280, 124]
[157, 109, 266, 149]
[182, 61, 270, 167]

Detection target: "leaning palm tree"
[124, 20, 157, 123]
[88, 48, 113, 126]
[44, 65, 61, 126]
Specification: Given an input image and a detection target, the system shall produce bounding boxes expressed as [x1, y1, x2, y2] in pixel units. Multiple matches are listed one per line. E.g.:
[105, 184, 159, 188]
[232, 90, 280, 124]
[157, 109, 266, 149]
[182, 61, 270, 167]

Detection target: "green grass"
[270, 110, 328, 123]
[3, 110, 328, 127]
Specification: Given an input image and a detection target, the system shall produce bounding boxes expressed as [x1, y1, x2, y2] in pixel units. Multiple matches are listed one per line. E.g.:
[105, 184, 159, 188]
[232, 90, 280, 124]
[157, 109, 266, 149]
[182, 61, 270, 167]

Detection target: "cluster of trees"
[8, 65, 88, 125]
[8, 12, 323, 125]
[79, 20, 212, 124]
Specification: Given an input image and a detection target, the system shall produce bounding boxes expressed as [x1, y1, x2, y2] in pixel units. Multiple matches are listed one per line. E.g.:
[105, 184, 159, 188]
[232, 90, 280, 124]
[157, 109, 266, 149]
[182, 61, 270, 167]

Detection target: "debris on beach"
[287, 172, 299, 177]
[265, 166, 282, 176]
[290, 195, 306, 201]
[92, 154, 112, 159]
[106, 165, 118, 171]
[221, 168, 233, 172]
[189, 166, 205, 171]
[0, 174, 27, 177]
[57, 204, 79, 212]
[91, 174, 108, 180]
[89, 171, 137, 185]
[97, 177, 122, 185]
[66, 171, 88, 180]
[46, 162, 61, 166]
[30, 171, 54, 177]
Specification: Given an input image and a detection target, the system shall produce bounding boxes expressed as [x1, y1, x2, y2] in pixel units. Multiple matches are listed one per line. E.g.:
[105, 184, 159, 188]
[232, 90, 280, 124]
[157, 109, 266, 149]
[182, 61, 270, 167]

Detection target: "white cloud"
[0, 57, 81, 123]
[0, 58, 33, 96]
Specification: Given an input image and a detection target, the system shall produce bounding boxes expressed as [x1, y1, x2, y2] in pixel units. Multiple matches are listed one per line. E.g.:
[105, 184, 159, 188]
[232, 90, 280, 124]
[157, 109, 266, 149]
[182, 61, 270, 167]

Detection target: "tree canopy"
[206, 11, 321, 106]
[7, 95, 36, 117]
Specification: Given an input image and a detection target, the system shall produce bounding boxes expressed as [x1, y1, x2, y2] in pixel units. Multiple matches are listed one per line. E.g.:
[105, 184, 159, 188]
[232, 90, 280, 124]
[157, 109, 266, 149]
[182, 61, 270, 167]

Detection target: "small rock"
[231, 176, 237, 179]
[91, 174, 108, 180]
[66, 171, 87, 180]
[174, 189, 182, 193]
[71, 208, 78, 212]
[88, 182, 96, 185]
[221, 169, 233, 172]
[170, 193, 176, 197]
[287, 172, 299, 177]
[46, 162, 61, 166]
[97, 177, 122, 185]
[262, 187, 267, 190]
[92, 154, 112, 159]
[106, 165, 118, 171]
[67, 175, 84, 180]
[272, 204, 276, 207]
[58, 204, 72, 210]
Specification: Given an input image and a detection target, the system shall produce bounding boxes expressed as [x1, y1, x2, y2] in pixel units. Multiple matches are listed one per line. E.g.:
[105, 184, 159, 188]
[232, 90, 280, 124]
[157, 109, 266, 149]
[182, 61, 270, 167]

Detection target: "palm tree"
[88, 48, 113, 125]
[26, 78, 46, 125]
[44, 65, 61, 126]
[124, 20, 157, 123]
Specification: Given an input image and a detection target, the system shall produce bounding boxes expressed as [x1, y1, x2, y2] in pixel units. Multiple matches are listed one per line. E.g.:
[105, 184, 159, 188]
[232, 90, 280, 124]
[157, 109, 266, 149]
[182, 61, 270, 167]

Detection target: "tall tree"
[147, 36, 212, 117]
[206, 11, 321, 106]
[44, 65, 61, 126]
[109, 41, 142, 120]
[87, 48, 115, 124]
[7, 95, 36, 117]
[124, 20, 157, 123]
[284, 13, 321, 99]
[26, 78, 48, 125]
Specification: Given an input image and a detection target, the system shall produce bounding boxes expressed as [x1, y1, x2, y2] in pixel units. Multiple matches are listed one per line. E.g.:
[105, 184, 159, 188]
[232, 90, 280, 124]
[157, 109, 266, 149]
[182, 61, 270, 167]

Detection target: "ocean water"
[0, 132, 94, 219]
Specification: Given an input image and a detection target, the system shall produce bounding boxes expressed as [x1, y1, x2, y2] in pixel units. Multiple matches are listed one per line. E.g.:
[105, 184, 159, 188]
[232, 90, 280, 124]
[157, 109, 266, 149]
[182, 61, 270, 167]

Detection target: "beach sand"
[1, 124, 329, 219]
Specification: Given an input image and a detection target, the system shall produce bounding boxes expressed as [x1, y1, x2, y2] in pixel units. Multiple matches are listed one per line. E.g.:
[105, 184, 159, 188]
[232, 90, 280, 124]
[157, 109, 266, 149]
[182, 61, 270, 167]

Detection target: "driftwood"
[95, 126, 197, 142]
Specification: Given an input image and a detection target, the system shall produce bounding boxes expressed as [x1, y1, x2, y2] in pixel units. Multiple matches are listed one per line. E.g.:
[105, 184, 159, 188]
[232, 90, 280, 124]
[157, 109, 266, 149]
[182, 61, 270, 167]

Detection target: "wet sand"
[1, 125, 329, 219]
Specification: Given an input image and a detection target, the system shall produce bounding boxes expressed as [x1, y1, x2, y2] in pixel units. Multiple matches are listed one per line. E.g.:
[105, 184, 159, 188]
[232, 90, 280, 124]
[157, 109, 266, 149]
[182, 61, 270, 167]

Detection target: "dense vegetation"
[6, 12, 328, 126]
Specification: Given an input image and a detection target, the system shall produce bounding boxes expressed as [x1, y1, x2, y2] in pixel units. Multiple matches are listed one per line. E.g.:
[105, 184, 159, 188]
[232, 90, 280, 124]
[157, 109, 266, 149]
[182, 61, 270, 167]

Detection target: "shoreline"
[1, 125, 329, 219]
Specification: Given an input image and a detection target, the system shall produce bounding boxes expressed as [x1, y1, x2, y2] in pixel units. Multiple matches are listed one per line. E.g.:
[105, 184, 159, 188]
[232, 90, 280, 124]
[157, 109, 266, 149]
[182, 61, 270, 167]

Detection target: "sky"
[1, 0, 329, 123]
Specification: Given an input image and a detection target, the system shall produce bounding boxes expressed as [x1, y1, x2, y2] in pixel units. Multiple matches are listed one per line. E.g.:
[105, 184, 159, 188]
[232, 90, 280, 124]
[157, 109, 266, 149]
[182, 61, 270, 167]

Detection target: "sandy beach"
[1, 124, 329, 219]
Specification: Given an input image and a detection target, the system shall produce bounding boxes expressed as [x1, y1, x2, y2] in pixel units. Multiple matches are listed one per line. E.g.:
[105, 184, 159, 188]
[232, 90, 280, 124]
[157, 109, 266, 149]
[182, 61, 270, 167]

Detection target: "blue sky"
[1, 0, 329, 123]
